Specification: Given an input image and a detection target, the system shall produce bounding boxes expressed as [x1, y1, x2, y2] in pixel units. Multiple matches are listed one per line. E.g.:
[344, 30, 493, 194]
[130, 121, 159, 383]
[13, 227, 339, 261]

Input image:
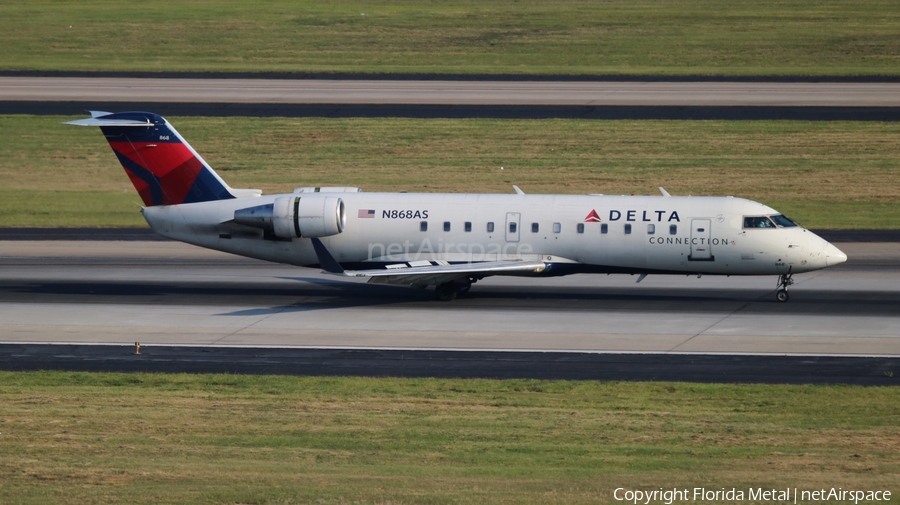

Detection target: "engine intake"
[233, 195, 345, 239]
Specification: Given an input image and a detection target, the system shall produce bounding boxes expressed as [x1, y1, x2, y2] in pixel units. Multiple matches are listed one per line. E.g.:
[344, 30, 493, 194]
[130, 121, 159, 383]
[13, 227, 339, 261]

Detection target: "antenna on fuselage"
[659, 187, 671, 197]
[512, 185, 525, 195]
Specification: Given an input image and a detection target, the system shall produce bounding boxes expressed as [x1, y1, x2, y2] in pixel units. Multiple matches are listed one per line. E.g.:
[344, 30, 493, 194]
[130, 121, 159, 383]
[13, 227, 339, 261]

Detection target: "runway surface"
[4, 77, 900, 106]
[1, 239, 898, 382]
[2, 344, 897, 385]
[12, 102, 899, 121]
[5, 77, 900, 119]
[2, 240, 898, 354]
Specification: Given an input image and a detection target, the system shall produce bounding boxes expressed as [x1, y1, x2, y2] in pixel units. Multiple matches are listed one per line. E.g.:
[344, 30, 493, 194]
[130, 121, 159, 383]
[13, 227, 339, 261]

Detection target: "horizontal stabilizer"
[64, 117, 153, 127]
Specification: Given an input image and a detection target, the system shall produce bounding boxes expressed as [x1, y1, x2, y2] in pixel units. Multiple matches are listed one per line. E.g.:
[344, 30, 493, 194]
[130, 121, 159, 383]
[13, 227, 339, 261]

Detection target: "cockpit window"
[743, 216, 776, 229]
[744, 215, 799, 229]
[770, 214, 798, 227]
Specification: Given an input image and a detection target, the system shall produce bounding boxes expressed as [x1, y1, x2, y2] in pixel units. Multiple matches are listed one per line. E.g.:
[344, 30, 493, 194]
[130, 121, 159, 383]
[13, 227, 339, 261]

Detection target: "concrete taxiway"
[4, 77, 900, 106]
[1, 240, 898, 356]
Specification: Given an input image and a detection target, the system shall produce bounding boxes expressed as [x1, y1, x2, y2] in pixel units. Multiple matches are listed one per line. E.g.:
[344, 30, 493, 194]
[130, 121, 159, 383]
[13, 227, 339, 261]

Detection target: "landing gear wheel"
[435, 282, 458, 301]
[775, 272, 794, 302]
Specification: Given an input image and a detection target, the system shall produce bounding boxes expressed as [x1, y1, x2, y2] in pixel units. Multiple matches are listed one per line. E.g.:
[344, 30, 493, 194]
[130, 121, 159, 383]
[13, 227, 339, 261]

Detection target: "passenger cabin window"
[487, 222, 494, 233]
[443, 221, 451, 232]
[420, 221, 428, 232]
[577, 223, 584, 234]
[669, 224, 677, 235]
[624, 224, 632, 234]
[531, 223, 539, 233]
[647, 224, 655, 235]
[464, 221, 472, 232]
[553, 223, 561, 233]
[509, 222, 517, 233]
[601, 223, 608, 234]
[743, 216, 776, 229]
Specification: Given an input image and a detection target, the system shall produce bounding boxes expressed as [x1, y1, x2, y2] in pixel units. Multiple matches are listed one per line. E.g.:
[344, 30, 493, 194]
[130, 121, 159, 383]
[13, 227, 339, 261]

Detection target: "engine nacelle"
[233, 195, 345, 239]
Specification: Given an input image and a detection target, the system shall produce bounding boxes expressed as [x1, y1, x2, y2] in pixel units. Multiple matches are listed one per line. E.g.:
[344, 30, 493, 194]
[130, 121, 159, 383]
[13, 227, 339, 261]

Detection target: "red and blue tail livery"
[66, 111, 237, 206]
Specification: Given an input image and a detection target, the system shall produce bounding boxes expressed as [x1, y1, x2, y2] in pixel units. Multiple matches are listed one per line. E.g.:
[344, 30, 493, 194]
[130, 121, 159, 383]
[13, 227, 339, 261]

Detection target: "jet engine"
[233, 195, 346, 239]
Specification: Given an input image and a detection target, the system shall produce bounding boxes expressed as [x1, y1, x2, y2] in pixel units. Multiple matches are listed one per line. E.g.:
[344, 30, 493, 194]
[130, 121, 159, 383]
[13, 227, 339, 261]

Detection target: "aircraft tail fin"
[65, 111, 260, 206]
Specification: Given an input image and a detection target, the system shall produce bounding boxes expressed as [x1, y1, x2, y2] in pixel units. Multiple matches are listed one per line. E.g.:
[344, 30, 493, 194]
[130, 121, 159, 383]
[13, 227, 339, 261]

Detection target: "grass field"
[2, 1, 900, 76]
[3, 115, 899, 228]
[0, 371, 897, 504]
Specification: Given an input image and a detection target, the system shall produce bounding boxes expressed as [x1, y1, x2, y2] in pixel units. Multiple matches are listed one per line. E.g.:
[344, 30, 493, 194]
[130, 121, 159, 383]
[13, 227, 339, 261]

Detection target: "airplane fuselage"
[66, 111, 847, 302]
[143, 192, 843, 277]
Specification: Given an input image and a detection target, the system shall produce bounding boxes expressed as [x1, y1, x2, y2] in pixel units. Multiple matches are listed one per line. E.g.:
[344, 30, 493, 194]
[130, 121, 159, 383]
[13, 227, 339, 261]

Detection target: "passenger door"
[689, 218, 713, 261]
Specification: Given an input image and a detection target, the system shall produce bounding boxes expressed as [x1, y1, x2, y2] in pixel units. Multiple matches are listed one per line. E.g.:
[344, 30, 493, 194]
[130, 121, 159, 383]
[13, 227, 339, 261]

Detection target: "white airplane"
[66, 111, 847, 302]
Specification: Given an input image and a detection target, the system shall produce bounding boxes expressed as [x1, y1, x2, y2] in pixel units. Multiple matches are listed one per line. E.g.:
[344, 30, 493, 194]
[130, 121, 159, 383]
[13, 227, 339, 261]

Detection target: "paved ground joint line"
[668, 297, 760, 352]
[207, 298, 312, 345]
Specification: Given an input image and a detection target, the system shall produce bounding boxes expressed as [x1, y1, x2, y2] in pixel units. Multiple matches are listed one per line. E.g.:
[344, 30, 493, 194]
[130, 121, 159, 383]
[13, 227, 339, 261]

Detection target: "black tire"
[435, 283, 458, 301]
[776, 289, 789, 302]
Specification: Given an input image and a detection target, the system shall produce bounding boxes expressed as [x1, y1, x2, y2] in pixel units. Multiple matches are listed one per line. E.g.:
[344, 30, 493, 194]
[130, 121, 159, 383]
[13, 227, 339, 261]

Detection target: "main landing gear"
[775, 273, 794, 302]
[434, 278, 474, 301]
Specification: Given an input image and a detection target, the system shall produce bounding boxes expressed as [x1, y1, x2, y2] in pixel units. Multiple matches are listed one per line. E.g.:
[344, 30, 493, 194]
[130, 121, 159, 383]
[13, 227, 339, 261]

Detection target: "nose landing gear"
[775, 272, 794, 302]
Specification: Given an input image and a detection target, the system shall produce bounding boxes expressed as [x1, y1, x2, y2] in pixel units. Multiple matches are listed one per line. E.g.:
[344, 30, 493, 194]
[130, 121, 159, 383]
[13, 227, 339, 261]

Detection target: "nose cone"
[824, 242, 848, 266]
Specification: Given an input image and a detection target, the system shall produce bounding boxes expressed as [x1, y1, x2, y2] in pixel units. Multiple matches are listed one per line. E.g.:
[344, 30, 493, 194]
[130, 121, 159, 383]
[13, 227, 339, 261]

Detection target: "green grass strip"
[4, 115, 899, 228]
[0, 371, 898, 504]
[2, 1, 900, 76]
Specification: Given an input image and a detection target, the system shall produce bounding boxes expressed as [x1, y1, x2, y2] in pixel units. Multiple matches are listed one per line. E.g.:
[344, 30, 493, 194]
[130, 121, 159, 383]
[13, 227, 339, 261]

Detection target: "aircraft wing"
[348, 259, 547, 286]
[310, 238, 546, 287]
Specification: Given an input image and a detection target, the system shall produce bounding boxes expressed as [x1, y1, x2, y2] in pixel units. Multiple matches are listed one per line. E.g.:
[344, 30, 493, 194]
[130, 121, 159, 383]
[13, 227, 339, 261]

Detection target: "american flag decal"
[358, 209, 376, 218]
